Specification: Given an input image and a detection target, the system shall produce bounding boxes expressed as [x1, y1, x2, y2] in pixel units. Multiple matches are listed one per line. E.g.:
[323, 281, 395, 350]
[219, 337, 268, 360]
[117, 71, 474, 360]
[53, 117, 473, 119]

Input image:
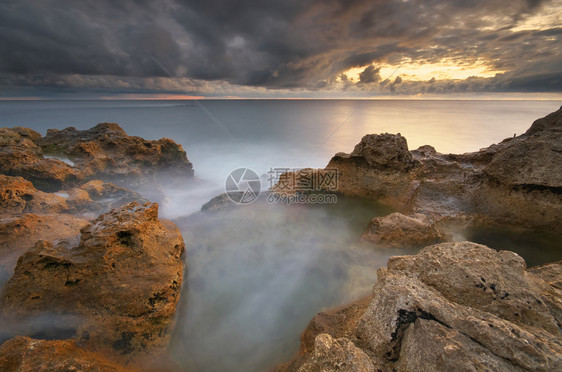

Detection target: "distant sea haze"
[1, 99, 559, 216]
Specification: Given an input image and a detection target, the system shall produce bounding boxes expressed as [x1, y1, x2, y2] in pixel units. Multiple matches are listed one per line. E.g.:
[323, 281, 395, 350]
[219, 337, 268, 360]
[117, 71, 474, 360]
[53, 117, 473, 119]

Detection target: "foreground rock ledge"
[276, 242, 562, 371]
[0, 202, 185, 366]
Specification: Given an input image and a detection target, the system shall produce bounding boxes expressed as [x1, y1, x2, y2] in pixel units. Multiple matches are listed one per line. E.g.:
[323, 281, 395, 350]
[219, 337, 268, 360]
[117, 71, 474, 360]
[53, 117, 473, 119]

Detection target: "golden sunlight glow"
[512, 0, 562, 32]
[343, 57, 505, 83]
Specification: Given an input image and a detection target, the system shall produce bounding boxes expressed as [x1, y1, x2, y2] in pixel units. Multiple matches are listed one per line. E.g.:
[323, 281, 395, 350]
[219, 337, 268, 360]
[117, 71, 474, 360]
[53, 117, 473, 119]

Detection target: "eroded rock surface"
[0, 202, 185, 365]
[362, 212, 445, 248]
[0, 128, 82, 191]
[0, 123, 192, 369]
[0, 336, 134, 372]
[67, 180, 148, 215]
[0, 213, 88, 281]
[0, 175, 68, 214]
[38, 123, 194, 186]
[278, 242, 562, 372]
[0, 123, 194, 192]
[327, 140, 419, 211]
[297, 334, 375, 372]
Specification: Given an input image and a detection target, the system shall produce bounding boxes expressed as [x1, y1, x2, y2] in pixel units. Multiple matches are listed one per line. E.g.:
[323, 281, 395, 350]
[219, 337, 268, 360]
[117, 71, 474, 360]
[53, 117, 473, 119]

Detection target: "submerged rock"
[278, 242, 562, 371]
[0, 175, 144, 218]
[362, 212, 445, 248]
[297, 334, 375, 372]
[0, 202, 185, 365]
[200, 193, 236, 213]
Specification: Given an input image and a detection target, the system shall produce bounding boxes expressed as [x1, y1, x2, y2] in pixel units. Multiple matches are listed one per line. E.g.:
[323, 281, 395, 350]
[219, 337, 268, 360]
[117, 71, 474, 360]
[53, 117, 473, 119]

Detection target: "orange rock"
[0, 336, 135, 372]
[0, 175, 68, 214]
[1, 202, 185, 365]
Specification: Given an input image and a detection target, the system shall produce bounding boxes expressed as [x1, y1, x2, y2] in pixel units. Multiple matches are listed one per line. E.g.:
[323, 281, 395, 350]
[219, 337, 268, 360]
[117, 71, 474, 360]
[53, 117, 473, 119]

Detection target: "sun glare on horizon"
[343, 57, 505, 83]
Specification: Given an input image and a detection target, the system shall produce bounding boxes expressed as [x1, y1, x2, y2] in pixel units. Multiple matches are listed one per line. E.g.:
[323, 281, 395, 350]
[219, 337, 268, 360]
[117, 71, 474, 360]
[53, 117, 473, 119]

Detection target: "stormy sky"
[0, 0, 561, 98]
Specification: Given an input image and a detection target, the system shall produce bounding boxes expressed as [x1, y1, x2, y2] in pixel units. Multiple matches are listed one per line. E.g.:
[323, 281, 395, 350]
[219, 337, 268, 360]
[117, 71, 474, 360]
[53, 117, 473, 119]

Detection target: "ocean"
[2, 99, 560, 214]
[1, 99, 561, 371]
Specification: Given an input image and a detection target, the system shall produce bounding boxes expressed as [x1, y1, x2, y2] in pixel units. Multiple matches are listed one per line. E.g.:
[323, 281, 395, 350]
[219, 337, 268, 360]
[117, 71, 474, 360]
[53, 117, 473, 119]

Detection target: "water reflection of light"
[316, 100, 551, 155]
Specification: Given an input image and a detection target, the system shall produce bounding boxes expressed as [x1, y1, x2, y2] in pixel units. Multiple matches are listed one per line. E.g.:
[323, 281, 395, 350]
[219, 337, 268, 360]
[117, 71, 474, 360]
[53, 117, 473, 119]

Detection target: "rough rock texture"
[38, 123, 194, 185]
[0, 214, 86, 253]
[0, 128, 81, 191]
[327, 143, 419, 211]
[0, 175, 143, 218]
[67, 180, 148, 215]
[297, 334, 375, 372]
[0, 202, 185, 365]
[278, 242, 562, 372]
[0, 336, 134, 372]
[362, 212, 445, 248]
[0, 175, 68, 214]
[0, 123, 194, 191]
[0, 123, 191, 369]
[0, 214, 88, 280]
[350, 133, 416, 171]
[483, 107, 562, 188]
[277, 107, 562, 230]
[530, 261, 562, 289]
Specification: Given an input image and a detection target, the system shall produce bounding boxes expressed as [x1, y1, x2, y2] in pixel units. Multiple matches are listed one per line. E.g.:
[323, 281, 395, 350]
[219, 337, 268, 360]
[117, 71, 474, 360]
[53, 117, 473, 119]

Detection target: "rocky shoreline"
[0, 108, 560, 371]
[275, 242, 562, 371]
[270, 107, 562, 371]
[273, 106, 562, 247]
[0, 124, 191, 370]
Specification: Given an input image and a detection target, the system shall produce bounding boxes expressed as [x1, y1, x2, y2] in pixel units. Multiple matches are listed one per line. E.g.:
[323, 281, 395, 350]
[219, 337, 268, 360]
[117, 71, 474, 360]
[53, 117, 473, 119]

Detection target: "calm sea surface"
[1, 99, 561, 371]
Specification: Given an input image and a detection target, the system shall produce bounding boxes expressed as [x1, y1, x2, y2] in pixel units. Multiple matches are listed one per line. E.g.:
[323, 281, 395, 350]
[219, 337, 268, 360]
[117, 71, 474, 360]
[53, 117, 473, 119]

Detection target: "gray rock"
[278, 242, 562, 372]
[298, 334, 375, 372]
[350, 133, 416, 171]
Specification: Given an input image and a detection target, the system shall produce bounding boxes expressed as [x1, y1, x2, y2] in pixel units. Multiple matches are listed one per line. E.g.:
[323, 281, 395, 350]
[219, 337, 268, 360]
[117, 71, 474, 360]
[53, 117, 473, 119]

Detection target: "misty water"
[1, 99, 562, 371]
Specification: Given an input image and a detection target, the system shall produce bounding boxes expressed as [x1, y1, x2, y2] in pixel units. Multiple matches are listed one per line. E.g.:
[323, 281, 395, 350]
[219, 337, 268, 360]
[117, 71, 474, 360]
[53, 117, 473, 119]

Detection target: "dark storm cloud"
[0, 0, 560, 96]
[359, 65, 381, 84]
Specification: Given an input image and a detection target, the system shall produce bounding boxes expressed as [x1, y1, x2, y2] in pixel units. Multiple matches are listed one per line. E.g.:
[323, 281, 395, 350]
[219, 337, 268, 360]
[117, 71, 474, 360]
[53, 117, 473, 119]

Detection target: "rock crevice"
[277, 242, 562, 372]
